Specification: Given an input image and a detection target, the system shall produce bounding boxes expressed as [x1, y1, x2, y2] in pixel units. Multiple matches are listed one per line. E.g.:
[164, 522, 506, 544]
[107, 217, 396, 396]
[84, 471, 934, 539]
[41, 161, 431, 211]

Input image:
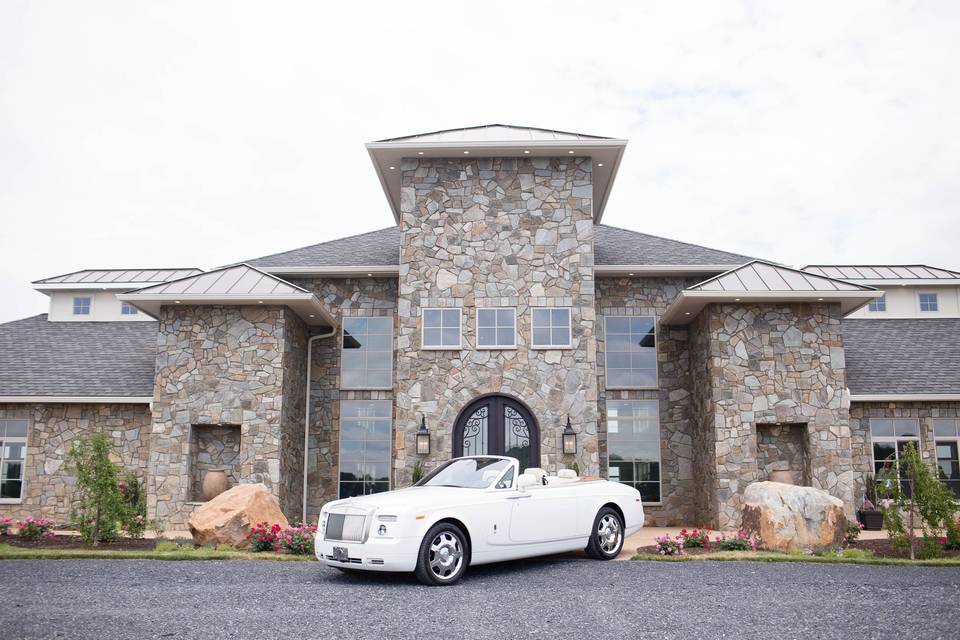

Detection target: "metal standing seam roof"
[844, 318, 960, 395]
[0, 314, 157, 398]
[802, 265, 960, 280]
[128, 264, 308, 296]
[33, 268, 203, 285]
[690, 261, 875, 293]
[375, 124, 613, 143]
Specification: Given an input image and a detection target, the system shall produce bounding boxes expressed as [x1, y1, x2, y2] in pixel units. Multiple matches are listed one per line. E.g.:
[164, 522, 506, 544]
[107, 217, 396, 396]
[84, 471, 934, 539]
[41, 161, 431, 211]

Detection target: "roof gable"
[691, 261, 875, 293]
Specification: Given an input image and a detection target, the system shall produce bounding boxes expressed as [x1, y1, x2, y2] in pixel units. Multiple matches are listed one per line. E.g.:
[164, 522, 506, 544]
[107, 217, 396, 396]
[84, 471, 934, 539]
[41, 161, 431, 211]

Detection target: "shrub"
[0, 516, 15, 535]
[654, 534, 684, 556]
[278, 523, 318, 555]
[155, 540, 179, 552]
[68, 433, 126, 546]
[879, 441, 959, 560]
[247, 522, 282, 552]
[845, 521, 864, 544]
[411, 460, 424, 484]
[943, 518, 960, 551]
[18, 515, 56, 540]
[713, 530, 758, 552]
[119, 472, 148, 538]
[679, 527, 712, 549]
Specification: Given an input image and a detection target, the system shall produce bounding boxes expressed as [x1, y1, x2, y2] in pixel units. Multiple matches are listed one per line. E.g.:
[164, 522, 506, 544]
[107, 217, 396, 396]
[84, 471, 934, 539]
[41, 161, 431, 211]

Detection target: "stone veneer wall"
[149, 305, 305, 527]
[756, 424, 809, 485]
[290, 277, 397, 520]
[189, 425, 242, 501]
[279, 308, 308, 520]
[689, 302, 854, 528]
[595, 276, 700, 525]
[394, 156, 599, 482]
[0, 403, 151, 523]
[849, 401, 959, 506]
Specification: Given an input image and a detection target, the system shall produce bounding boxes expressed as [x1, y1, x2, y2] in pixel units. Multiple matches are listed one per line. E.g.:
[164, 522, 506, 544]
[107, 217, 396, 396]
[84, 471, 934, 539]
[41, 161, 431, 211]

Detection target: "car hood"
[326, 486, 486, 514]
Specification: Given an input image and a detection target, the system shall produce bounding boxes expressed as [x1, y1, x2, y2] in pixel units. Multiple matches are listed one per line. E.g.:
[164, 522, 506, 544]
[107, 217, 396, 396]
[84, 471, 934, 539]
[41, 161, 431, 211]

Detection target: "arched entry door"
[453, 395, 540, 469]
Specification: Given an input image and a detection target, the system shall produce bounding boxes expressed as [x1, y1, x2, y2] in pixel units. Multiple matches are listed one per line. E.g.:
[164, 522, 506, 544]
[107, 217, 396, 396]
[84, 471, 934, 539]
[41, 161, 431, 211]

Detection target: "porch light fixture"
[416, 415, 431, 455]
[562, 417, 577, 455]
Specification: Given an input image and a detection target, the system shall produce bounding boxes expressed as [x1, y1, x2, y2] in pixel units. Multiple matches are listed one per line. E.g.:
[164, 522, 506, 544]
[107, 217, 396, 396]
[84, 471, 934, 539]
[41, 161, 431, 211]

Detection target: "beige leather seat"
[523, 468, 547, 486]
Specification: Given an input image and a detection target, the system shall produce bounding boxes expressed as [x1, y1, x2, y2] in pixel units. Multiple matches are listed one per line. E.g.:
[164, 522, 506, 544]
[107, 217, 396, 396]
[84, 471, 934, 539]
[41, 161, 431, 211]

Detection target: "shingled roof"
[0, 315, 157, 399]
[844, 318, 960, 396]
[244, 224, 755, 271]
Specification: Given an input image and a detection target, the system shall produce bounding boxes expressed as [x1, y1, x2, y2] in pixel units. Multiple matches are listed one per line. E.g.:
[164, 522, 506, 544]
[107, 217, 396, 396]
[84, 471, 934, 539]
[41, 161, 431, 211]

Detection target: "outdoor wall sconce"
[562, 416, 577, 455]
[416, 415, 431, 455]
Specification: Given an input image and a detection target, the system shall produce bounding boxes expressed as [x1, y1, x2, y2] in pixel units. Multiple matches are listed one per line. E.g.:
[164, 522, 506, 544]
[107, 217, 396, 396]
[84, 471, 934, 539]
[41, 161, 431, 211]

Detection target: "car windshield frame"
[415, 457, 514, 489]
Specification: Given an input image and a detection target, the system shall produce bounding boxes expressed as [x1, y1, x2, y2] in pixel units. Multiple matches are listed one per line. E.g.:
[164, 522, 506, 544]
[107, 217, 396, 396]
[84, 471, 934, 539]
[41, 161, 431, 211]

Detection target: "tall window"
[422, 308, 462, 349]
[339, 400, 391, 499]
[0, 419, 27, 502]
[604, 316, 657, 389]
[606, 400, 661, 503]
[476, 308, 516, 349]
[531, 308, 571, 349]
[868, 294, 886, 312]
[72, 297, 91, 315]
[121, 302, 138, 316]
[870, 418, 920, 493]
[341, 317, 393, 390]
[919, 292, 938, 312]
[934, 418, 960, 497]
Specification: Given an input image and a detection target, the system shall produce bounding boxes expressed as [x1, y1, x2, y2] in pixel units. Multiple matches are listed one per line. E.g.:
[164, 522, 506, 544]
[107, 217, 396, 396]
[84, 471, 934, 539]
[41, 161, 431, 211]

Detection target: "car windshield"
[416, 458, 513, 489]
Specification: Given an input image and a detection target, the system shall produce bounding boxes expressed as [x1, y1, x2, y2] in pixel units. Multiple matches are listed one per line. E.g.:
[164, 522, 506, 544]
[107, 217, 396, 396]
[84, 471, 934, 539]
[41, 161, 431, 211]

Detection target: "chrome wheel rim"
[597, 514, 622, 554]
[428, 531, 463, 581]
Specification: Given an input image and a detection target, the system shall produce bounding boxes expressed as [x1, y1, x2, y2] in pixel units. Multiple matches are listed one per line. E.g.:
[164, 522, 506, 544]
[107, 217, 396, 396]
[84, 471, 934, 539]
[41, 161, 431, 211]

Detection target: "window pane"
[5, 443, 24, 460]
[477, 327, 495, 346]
[3, 420, 27, 438]
[441, 309, 460, 326]
[343, 317, 367, 334]
[870, 419, 895, 437]
[934, 419, 959, 438]
[423, 309, 441, 327]
[638, 483, 660, 503]
[605, 316, 630, 333]
[423, 328, 442, 346]
[552, 328, 569, 345]
[477, 309, 495, 328]
[873, 442, 896, 465]
[496, 328, 514, 346]
[497, 308, 514, 326]
[607, 400, 660, 502]
[339, 401, 391, 499]
[0, 480, 21, 499]
[551, 308, 569, 326]
[533, 327, 551, 346]
[532, 308, 551, 327]
[604, 316, 657, 388]
[442, 327, 460, 346]
[894, 419, 919, 437]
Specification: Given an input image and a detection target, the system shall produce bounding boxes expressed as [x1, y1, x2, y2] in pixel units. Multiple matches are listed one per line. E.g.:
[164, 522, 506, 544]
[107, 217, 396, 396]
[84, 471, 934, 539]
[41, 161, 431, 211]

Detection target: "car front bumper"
[315, 535, 418, 573]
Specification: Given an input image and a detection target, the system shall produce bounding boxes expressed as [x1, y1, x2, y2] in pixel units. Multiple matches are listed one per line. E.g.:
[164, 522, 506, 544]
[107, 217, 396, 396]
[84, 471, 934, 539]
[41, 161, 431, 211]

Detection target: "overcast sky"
[1, 1, 958, 323]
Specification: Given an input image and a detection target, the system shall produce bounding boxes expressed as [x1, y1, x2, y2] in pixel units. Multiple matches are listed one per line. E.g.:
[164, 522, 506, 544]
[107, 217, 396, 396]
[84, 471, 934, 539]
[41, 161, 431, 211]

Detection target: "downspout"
[302, 325, 337, 524]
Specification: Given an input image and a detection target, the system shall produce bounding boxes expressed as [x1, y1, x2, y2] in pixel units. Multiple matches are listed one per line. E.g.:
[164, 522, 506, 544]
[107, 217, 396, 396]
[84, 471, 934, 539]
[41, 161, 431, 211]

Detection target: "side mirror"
[516, 473, 537, 491]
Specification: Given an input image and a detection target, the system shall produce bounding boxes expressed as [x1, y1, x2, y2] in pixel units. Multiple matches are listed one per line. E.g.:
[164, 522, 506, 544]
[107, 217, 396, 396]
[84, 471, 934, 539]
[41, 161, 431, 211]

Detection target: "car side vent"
[369, 559, 385, 565]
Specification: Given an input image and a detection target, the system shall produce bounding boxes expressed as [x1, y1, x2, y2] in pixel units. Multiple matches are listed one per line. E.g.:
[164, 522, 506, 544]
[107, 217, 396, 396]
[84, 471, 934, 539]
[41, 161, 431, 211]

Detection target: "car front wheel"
[585, 507, 624, 559]
[414, 522, 468, 586]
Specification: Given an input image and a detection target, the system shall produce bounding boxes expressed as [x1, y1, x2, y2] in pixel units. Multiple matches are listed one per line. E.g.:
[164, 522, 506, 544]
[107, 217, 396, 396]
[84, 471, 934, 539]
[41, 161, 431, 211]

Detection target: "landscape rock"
[741, 481, 846, 552]
[188, 483, 288, 548]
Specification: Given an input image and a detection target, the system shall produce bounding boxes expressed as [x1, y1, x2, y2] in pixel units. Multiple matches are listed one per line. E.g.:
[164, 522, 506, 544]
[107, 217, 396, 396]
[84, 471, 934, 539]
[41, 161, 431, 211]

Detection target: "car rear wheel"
[414, 522, 468, 586]
[585, 507, 624, 560]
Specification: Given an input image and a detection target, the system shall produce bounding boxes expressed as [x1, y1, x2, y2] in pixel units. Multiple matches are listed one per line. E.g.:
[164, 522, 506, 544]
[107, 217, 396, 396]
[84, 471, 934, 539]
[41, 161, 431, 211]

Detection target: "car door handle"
[505, 494, 532, 500]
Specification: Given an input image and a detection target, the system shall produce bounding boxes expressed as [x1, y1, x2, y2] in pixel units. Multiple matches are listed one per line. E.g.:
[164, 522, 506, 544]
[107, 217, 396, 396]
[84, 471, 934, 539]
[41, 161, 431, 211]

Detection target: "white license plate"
[332, 546, 349, 562]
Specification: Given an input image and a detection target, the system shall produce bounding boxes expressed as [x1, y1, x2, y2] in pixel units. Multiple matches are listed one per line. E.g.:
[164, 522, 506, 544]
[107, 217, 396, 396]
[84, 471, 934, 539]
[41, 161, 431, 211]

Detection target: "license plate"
[332, 546, 349, 562]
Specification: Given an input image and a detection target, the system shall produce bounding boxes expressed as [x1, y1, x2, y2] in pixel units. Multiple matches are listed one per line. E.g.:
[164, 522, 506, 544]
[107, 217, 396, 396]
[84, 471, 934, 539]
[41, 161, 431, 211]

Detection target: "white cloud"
[1, 1, 958, 321]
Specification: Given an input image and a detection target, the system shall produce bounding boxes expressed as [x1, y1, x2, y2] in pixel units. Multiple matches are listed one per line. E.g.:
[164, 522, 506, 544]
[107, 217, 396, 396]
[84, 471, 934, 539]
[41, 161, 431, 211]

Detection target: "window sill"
[0, 499, 23, 505]
[339, 386, 394, 392]
[605, 386, 660, 391]
[529, 345, 573, 350]
[421, 345, 463, 351]
[475, 345, 518, 351]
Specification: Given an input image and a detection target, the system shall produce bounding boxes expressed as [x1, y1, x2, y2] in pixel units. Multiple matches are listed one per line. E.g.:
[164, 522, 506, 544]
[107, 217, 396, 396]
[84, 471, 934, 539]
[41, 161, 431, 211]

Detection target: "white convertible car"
[315, 455, 645, 585]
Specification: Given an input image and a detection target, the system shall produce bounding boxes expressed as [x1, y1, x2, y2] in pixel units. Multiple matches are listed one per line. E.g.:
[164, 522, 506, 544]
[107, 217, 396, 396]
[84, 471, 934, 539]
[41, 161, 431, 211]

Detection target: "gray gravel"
[1, 558, 959, 640]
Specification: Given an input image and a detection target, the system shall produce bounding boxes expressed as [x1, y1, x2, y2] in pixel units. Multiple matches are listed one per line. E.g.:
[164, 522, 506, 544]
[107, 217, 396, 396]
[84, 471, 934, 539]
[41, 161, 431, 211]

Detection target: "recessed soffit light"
[463, 150, 470, 155]
[417, 151, 424, 155]
[567, 150, 575, 154]
[523, 150, 530, 154]
[367, 273, 373, 277]
[597, 163, 604, 167]
[389, 166, 395, 170]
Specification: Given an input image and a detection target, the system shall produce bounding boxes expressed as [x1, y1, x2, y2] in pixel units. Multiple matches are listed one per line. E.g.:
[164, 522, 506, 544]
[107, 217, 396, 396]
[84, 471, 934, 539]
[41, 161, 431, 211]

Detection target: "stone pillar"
[394, 156, 599, 482]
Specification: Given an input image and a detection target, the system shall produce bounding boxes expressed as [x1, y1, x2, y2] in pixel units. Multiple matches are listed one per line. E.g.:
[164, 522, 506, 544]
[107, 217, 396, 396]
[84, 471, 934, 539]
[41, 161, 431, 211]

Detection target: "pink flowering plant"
[679, 527, 712, 549]
[18, 515, 56, 540]
[845, 521, 865, 544]
[713, 529, 758, 552]
[278, 522, 318, 555]
[246, 522, 282, 552]
[0, 516, 15, 535]
[654, 534, 684, 556]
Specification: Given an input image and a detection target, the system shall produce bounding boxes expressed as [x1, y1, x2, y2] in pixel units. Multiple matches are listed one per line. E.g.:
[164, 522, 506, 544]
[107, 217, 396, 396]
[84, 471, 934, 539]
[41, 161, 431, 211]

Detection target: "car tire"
[585, 506, 624, 560]
[414, 522, 469, 586]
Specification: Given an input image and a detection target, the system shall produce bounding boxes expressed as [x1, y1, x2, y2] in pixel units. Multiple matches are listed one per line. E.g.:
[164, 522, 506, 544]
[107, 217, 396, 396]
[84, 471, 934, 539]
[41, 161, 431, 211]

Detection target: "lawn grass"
[632, 549, 960, 567]
[0, 543, 317, 562]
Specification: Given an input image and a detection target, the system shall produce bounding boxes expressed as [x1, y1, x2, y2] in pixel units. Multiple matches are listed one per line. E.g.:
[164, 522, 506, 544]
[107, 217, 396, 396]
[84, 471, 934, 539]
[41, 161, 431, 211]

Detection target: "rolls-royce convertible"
[315, 456, 645, 585]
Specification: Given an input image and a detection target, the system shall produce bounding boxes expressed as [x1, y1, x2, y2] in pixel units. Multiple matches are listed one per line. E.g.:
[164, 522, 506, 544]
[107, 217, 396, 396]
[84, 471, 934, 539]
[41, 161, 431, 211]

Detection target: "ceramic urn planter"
[202, 470, 230, 501]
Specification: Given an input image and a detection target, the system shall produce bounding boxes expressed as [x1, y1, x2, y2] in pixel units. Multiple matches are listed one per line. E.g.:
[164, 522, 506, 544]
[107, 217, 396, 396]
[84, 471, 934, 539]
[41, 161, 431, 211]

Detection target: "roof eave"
[0, 395, 153, 404]
[257, 265, 400, 277]
[115, 292, 337, 328]
[661, 290, 883, 325]
[594, 264, 743, 277]
[849, 393, 960, 402]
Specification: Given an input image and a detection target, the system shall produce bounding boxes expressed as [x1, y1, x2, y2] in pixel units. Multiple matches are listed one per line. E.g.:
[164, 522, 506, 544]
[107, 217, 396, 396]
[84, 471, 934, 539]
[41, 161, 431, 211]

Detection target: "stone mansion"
[1, 125, 959, 530]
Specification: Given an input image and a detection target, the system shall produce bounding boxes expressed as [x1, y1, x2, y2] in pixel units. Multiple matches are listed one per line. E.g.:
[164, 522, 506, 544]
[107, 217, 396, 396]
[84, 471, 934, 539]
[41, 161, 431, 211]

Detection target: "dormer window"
[121, 302, 138, 316]
[72, 297, 91, 315]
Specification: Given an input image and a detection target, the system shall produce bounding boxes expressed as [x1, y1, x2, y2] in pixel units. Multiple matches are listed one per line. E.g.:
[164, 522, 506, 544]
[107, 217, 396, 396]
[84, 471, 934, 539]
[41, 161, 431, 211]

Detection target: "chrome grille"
[324, 513, 367, 542]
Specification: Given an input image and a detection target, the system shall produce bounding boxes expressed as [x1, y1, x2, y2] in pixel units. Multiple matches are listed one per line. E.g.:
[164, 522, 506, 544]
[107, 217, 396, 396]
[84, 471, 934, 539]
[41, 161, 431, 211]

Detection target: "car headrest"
[557, 468, 578, 479]
[523, 467, 547, 482]
[516, 473, 537, 490]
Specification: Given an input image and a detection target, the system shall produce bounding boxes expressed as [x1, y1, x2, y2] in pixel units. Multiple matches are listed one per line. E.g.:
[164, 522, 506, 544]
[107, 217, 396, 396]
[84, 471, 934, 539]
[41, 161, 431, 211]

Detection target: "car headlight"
[375, 514, 397, 537]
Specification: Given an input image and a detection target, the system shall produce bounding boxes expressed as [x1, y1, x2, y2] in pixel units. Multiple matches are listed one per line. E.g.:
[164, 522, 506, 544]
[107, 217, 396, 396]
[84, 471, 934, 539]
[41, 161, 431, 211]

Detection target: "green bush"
[119, 472, 147, 538]
[68, 433, 126, 546]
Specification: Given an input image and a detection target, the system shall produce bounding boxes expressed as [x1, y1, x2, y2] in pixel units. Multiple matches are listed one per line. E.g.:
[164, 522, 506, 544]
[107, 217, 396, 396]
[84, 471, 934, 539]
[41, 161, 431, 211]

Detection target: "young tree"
[68, 433, 125, 546]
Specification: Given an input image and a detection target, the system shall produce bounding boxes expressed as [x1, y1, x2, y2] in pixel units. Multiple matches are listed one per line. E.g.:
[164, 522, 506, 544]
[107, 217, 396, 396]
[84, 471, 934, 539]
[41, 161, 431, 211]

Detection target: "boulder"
[741, 481, 846, 553]
[188, 483, 288, 548]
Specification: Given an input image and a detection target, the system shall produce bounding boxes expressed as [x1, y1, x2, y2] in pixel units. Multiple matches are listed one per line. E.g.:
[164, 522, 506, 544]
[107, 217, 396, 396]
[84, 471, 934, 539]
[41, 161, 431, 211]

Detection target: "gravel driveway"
[2, 558, 958, 639]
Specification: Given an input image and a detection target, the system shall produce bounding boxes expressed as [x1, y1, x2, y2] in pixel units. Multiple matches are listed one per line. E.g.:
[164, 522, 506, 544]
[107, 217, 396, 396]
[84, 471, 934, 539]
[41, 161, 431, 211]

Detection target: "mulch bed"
[1, 534, 157, 551]
[637, 537, 960, 559]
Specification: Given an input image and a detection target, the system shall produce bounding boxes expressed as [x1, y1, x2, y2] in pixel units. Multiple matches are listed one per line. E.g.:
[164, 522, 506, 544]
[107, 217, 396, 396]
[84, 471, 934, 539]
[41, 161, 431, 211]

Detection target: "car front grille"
[324, 513, 367, 542]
